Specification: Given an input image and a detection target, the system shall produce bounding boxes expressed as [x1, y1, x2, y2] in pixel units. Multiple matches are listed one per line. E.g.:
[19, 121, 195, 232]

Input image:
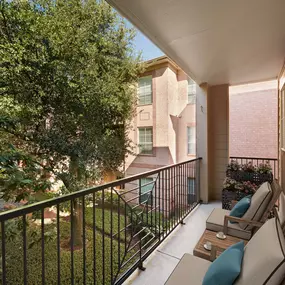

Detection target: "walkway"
[124, 202, 220, 285]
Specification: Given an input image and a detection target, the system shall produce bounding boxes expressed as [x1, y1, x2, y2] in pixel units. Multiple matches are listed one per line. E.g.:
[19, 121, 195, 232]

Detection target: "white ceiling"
[107, 0, 285, 85]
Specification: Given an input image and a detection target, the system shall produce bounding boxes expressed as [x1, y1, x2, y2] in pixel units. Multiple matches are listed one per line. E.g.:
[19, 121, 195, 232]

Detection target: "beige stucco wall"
[136, 105, 153, 127]
[125, 63, 196, 178]
[167, 67, 178, 163]
[155, 67, 169, 149]
[177, 71, 196, 162]
[208, 84, 229, 200]
[125, 67, 171, 176]
[196, 83, 209, 203]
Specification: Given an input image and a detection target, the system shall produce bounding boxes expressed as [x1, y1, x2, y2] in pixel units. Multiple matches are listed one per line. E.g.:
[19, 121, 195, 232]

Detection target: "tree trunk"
[72, 199, 83, 247]
[69, 156, 83, 248]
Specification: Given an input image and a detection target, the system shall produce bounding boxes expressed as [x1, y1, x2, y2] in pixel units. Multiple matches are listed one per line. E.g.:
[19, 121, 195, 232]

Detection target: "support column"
[196, 83, 229, 202]
[208, 84, 229, 200]
[196, 83, 209, 203]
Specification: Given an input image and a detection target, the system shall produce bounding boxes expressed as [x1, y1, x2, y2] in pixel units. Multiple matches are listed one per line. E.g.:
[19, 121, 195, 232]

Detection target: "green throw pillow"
[202, 241, 244, 285]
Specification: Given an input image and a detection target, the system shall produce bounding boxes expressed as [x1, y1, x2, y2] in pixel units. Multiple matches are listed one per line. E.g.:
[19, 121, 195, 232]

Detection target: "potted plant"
[256, 161, 272, 174]
[241, 162, 256, 180]
[241, 181, 258, 195]
[226, 160, 241, 181]
[222, 178, 244, 209]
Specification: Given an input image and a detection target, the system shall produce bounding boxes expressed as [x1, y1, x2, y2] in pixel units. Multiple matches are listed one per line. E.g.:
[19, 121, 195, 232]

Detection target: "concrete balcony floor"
[124, 202, 221, 285]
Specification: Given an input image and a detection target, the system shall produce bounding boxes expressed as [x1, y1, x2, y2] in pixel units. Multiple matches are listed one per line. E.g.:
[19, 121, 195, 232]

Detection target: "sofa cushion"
[240, 182, 272, 230]
[165, 254, 211, 285]
[230, 195, 252, 223]
[235, 218, 285, 285]
[203, 241, 244, 285]
[206, 208, 251, 240]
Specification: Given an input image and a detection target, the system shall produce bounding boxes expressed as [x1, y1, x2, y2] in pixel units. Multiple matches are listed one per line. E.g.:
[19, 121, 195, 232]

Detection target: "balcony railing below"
[0, 158, 201, 285]
[229, 156, 278, 180]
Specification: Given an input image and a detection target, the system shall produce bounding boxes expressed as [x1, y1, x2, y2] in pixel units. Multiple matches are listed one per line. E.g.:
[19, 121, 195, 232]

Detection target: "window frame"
[187, 78, 196, 104]
[187, 178, 195, 195]
[187, 126, 196, 155]
[139, 177, 154, 205]
[138, 127, 153, 155]
[187, 178, 196, 204]
[138, 75, 153, 105]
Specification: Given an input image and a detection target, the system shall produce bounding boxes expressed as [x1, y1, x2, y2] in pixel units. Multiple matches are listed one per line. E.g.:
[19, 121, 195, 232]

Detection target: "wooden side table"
[193, 229, 247, 261]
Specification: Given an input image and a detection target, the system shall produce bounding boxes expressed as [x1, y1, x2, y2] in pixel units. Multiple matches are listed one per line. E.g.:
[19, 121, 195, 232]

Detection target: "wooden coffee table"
[193, 229, 248, 261]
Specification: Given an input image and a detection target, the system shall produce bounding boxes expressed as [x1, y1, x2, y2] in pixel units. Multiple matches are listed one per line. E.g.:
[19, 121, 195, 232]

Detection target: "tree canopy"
[0, 0, 143, 199]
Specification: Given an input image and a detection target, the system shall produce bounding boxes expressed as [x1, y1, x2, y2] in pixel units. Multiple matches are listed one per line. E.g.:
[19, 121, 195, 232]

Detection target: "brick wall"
[229, 87, 278, 158]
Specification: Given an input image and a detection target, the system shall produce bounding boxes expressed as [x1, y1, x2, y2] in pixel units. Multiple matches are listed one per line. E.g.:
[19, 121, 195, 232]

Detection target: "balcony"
[125, 202, 220, 285]
[0, 156, 279, 284]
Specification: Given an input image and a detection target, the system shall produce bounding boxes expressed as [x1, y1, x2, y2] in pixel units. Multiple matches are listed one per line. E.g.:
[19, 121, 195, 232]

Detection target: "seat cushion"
[278, 192, 285, 229]
[240, 182, 272, 230]
[165, 254, 211, 285]
[203, 241, 244, 285]
[235, 218, 285, 285]
[206, 208, 251, 240]
[230, 195, 252, 223]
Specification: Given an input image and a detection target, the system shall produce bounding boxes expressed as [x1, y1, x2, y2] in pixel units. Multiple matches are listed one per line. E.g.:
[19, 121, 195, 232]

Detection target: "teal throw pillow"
[229, 195, 252, 223]
[202, 241, 244, 285]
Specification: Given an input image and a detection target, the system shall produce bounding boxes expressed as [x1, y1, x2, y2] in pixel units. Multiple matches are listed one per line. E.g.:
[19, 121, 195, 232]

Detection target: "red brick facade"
[229, 87, 278, 159]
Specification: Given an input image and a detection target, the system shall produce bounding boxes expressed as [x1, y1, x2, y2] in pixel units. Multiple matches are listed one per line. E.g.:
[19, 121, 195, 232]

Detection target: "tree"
[0, 0, 144, 246]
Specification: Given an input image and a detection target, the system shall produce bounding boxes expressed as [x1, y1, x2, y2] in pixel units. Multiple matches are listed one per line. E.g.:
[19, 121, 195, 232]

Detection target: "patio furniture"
[206, 180, 281, 239]
[277, 190, 285, 231]
[165, 217, 285, 285]
[193, 229, 248, 261]
[222, 189, 249, 210]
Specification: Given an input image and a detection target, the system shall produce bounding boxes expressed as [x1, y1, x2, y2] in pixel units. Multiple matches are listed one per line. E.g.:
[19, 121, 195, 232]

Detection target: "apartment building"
[125, 56, 197, 178]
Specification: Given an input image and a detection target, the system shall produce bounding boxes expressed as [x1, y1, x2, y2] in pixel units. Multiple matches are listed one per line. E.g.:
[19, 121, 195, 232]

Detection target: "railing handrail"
[0, 157, 202, 221]
[230, 156, 278, 161]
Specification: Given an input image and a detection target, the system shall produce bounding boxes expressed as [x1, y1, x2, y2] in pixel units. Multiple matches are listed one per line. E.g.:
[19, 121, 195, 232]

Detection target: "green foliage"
[85, 206, 129, 240]
[0, 0, 144, 196]
[127, 207, 166, 234]
[3, 221, 124, 284]
[0, 2, 145, 279]
[0, 144, 51, 202]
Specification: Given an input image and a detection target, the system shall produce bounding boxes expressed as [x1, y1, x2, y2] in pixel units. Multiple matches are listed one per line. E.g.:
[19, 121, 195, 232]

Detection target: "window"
[187, 178, 196, 204]
[138, 127, 153, 154]
[138, 76, 152, 105]
[139, 177, 154, 205]
[187, 126, 196, 155]
[188, 78, 196, 104]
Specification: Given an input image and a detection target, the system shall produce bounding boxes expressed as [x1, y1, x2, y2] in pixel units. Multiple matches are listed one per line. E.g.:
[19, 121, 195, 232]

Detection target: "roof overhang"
[143, 55, 183, 73]
[107, 0, 285, 85]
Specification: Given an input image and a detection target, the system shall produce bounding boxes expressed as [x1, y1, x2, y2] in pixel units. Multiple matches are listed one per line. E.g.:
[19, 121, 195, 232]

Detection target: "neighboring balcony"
[0, 157, 278, 284]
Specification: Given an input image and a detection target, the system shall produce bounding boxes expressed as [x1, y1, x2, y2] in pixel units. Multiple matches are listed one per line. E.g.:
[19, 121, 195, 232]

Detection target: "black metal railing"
[0, 158, 201, 285]
[229, 156, 278, 180]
